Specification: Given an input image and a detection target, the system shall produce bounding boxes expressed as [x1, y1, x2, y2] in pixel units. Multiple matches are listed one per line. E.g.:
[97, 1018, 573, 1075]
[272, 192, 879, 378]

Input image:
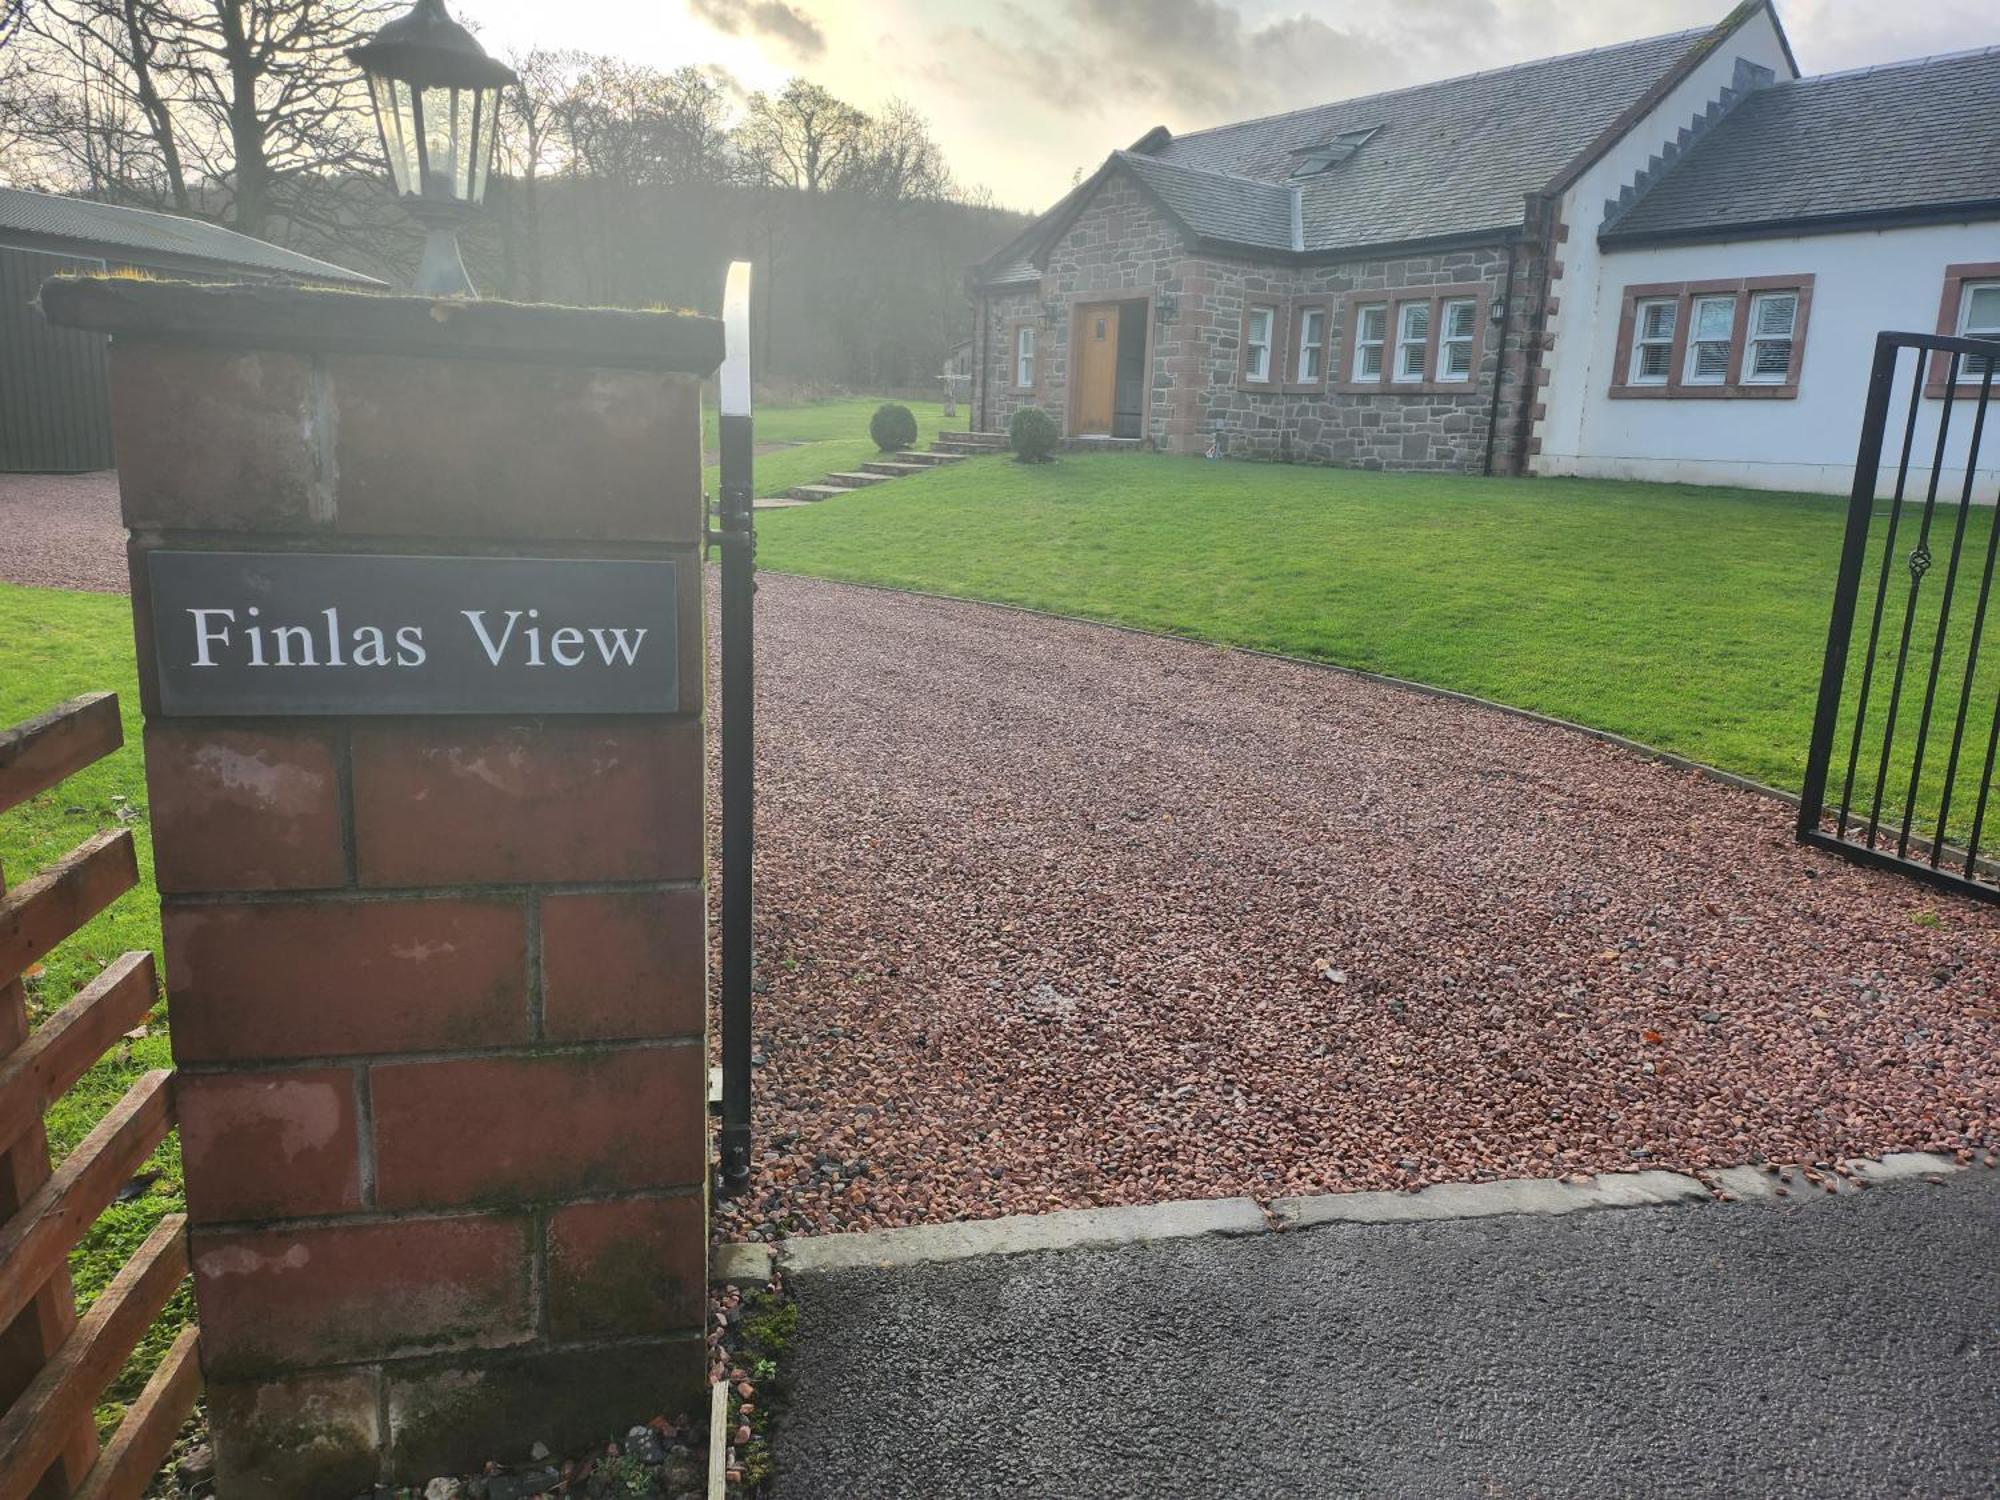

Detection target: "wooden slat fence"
[0, 694, 194, 1500]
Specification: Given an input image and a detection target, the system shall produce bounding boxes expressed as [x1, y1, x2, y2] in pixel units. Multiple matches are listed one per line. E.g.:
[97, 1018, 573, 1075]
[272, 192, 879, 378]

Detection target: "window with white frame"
[1630, 298, 1677, 385]
[1744, 291, 1798, 384]
[1246, 305, 1275, 383]
[1683, 294, 1736, 385]
[1438, 298, 1476, 382]
[1014, 325, 1036, 388]
[1393, 301, 1429, 382]
[1296, 306, 1328, 384]
[1352, 305, 1387, 381]
[1957, 281, 2000, 381]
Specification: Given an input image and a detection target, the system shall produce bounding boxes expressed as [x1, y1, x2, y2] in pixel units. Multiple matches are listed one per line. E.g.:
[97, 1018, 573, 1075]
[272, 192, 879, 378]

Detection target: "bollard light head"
[349, 0, 517, 213]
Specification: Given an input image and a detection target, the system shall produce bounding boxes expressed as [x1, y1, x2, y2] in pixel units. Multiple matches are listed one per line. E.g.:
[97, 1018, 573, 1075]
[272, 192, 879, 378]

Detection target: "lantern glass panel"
[372, 73, 421, 199]
[470, 85, 497, 204]
[418, 84, 465, 198]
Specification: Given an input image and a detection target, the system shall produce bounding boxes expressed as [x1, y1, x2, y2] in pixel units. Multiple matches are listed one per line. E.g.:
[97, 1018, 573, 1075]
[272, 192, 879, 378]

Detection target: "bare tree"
[171, 0, 396, 239]
[837, 99, 952, 204]
[22, 0, 190, 209]
[494, 46, 588, 300]
[3, 0, 397, 245]
[739, 77, 862, 194]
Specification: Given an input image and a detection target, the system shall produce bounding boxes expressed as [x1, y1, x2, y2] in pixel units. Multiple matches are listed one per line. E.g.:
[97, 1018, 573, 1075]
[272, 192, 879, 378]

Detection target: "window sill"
[1609, 383, 1799, 401]
[1924, 381, 1996, 401]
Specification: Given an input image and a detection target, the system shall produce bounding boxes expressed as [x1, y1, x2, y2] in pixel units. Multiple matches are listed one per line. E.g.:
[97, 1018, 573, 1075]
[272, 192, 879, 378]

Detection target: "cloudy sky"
[459, 0, 1997, 210]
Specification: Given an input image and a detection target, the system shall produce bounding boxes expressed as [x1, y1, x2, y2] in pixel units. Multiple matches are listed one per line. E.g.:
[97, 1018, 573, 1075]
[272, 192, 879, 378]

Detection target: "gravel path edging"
[757, 570, 1800, 811]
[739, 1153, 1965, 1277]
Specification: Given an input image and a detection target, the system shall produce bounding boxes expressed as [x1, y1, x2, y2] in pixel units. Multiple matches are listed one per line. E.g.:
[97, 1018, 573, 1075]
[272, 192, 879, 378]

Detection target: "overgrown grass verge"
[0, 582, 180, 1437]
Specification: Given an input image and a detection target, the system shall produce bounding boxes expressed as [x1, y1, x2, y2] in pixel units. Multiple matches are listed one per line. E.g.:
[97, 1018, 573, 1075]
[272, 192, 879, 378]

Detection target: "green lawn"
[700, 395, 951, 500]
[757, 453, 2000, 822]
[0, 583, 185, 1438]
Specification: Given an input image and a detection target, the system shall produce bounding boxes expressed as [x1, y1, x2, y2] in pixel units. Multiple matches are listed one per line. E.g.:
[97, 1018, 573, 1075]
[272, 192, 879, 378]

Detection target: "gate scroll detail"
[1799, 330, 2000, 899]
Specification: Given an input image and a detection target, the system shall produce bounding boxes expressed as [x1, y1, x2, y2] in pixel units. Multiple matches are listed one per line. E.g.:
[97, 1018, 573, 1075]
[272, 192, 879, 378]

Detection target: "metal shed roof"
[0, 186, 382, 286]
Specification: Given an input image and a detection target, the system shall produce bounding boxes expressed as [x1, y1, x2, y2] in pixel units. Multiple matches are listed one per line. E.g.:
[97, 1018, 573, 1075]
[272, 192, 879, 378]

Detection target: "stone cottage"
[965, 1, 2000, 492]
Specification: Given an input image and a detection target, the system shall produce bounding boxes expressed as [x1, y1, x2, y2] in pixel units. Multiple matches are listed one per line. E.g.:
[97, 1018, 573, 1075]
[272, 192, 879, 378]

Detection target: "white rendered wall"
[1546, 222, 2000, 496]
[1535, 10, 1795, 476]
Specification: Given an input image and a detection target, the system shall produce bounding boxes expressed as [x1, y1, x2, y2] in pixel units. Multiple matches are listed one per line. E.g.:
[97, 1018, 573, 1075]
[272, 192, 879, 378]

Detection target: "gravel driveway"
[6, 481, 1994, 1242]
[0, 471, 126, 593]
[720, 573, 2000, 1242]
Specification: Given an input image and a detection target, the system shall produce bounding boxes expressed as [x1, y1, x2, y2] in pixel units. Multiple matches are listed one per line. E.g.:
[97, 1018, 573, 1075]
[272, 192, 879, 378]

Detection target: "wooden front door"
[1073, 302, 1120, 434]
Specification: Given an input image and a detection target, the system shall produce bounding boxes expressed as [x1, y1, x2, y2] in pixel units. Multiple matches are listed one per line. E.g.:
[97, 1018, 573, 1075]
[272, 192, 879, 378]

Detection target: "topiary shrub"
[870, 402, 918, 453]
[1009, 405, 1060, 463]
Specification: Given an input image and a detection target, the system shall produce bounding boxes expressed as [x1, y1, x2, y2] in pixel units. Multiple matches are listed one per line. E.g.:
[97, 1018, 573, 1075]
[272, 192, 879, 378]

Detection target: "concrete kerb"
[717, 1154, 1969, 1280]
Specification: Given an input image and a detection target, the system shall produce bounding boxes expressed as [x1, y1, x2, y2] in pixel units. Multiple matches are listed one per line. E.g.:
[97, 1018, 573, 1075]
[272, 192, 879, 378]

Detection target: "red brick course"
[541, 886, 704, 1042]
[547, 1194, 705, 1339]
[145, 725, 346, 893]
[164, 897, 528, 1062]
[191, 1214, 533, 1378]
[176, 1068, 362, 1223]
[349, 721, 702, 886]
[369, 1045, 704, 1210]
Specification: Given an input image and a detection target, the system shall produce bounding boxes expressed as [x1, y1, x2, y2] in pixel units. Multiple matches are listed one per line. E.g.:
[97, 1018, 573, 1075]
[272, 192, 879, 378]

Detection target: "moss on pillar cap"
[38, 275, 724, 376]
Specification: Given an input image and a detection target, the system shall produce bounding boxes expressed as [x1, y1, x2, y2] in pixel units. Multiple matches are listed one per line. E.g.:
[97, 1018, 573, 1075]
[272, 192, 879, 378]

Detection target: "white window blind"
[1354, 305, 1386, 380]
[1246, 306, 1274, 382]
[1394, 301, 1429, 382]
[1744, 292, 1797, 384]
[1438, 298, 1476, 382]
[1959, 283, 2000, 382]
[1631, 299, 1676, 384]
[1296, 307, 1327, 383]
[1684, 295, 1735, 385]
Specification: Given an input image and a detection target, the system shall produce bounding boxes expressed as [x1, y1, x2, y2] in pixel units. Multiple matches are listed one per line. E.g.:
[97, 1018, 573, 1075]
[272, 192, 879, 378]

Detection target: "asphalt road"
[770, 1172, 2000, 1499]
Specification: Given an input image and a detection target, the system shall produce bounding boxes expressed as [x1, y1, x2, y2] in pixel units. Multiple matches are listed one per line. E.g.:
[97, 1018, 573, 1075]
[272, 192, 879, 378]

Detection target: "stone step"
[931, 442, 999, 456]
[860, 460, 931, 477]
[823, 471, 892, 488]
[1063, 435, 1145, 452]
[753, 497, 814, 510]
[787, 484, 850, 501]
[892, 450, 966, 466]
[936, 431, 1008, 448]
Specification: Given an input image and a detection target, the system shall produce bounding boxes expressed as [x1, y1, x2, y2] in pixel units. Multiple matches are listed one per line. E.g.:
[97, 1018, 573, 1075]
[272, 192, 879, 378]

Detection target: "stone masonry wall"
[976, 284, 1044, 438]
[973, 166, 1549, 475]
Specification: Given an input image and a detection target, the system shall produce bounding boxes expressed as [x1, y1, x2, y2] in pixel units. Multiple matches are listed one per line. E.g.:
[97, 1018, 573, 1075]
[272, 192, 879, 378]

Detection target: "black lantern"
[349, 0, 517, 297]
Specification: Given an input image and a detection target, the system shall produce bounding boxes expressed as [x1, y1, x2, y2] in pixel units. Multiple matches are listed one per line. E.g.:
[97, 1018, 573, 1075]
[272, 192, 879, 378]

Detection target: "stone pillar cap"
[39, 276, 725, 375]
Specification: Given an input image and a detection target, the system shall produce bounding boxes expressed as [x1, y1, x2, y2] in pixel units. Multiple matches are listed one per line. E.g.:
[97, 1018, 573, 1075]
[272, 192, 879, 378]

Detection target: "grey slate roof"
[1603, 47, 2000, 243]
[1113, 152, 1297, 251]
[1152, 27, 1709, 254]
[972, 21, 1728, 284]
[0, 186, 380, 285]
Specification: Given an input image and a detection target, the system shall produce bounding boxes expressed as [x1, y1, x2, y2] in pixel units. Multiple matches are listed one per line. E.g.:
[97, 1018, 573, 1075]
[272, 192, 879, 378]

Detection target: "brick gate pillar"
[41, 278, 722, 1497]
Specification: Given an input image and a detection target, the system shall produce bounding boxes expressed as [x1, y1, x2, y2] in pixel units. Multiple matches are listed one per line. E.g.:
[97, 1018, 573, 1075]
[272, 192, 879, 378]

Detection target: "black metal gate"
[1799, 330, 2000, 898]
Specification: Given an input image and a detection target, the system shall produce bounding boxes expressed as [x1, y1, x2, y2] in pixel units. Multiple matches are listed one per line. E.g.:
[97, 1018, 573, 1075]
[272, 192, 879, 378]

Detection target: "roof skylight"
[1289, 125, 1383, 178]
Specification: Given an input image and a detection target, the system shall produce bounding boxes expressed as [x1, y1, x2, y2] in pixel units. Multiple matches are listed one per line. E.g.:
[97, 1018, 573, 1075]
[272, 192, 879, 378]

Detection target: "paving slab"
[769, 1170, 2000, 1499]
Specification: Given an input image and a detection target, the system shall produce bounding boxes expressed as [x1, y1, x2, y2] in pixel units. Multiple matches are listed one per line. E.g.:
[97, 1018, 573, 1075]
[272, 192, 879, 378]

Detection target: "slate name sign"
[147, 551, 679, 716]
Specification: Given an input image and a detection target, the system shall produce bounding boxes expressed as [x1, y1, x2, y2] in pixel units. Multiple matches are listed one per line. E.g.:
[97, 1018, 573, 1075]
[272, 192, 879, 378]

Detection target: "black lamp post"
[349, 0, 517, 297]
